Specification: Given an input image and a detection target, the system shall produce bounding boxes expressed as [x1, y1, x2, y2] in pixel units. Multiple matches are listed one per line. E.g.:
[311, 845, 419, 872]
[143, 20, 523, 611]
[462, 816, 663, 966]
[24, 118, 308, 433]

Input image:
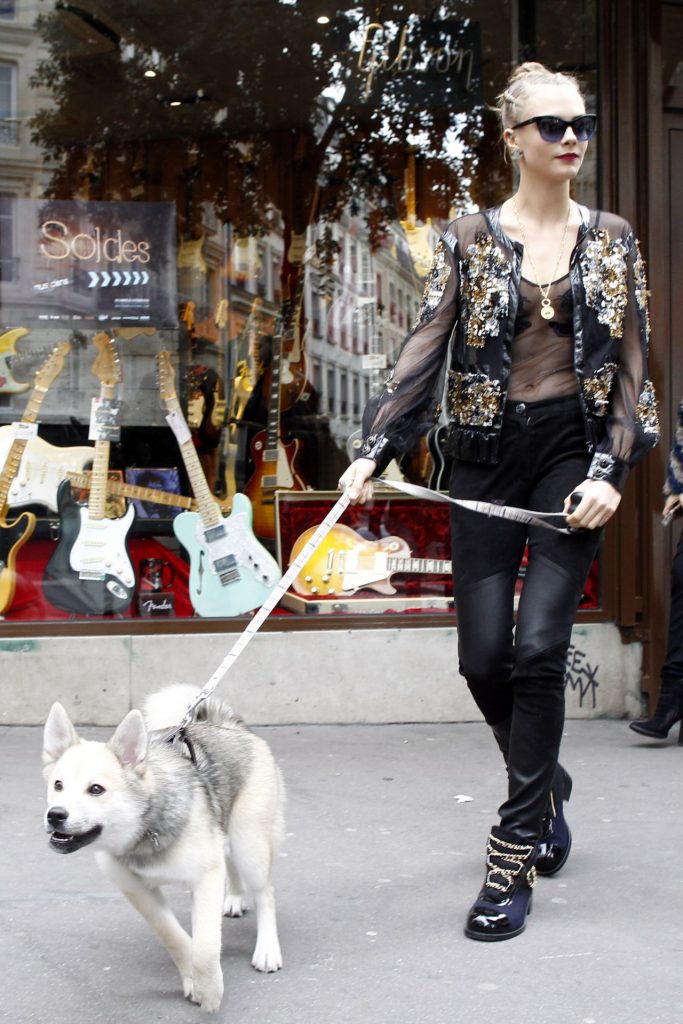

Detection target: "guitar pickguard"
[43, 480, 136, 615]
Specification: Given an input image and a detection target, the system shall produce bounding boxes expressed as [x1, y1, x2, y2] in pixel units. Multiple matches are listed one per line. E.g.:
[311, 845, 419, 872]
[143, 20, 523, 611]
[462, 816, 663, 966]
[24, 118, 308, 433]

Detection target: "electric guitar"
[0, 342, 71, 614]
[289, 522, 452, 597]
[400, 148, 437, 278]
[243, 306, 308, 540]
[0, 428, 94, 512]
[157, 350, 281, 617]
[277, 240, 312, 413]
[0, 327, 31, 394]
[426, 423, 452, 491]
[44, 334, 136, 615]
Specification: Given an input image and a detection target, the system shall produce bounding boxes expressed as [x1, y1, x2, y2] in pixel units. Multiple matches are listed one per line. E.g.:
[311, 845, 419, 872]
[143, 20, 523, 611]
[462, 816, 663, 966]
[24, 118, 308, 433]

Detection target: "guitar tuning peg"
[304, 574, 312, 583]
[310, 586, 319, 594]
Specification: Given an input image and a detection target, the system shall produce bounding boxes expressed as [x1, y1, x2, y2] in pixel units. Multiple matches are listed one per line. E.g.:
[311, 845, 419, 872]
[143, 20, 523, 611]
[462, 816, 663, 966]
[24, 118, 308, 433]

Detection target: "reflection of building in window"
[256, 241, 267, 297]
[0, 196, 14, 282]
[352, 375, 360, 417]
[0, 62, 17, 145]
[340, 371, 348, 417]
[326, 365, 336, 414]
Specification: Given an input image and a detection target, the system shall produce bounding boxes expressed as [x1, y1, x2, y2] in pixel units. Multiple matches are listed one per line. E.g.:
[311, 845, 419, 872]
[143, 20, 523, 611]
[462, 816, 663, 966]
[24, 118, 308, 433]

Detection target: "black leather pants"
[450, 397, 601, 839]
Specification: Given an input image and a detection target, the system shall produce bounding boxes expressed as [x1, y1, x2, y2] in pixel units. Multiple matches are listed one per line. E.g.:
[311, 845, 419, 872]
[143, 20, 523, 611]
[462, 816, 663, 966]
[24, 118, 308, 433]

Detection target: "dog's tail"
[142, 684, 242, 732]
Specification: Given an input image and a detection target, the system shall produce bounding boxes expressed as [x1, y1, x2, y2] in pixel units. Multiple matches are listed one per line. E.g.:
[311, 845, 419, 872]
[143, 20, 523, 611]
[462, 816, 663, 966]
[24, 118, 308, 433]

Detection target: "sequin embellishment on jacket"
[460, 234, 511, 349]
[580, 229, 628, 338]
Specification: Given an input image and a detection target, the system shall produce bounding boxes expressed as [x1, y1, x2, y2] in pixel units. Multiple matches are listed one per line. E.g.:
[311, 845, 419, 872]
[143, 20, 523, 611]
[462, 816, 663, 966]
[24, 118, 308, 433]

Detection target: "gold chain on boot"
[485, 833, 537, 894]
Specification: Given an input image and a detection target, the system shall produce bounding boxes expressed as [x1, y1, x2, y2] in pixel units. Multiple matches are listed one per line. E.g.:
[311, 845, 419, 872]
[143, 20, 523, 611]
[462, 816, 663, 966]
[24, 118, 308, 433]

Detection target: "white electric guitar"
[0, 427, 94, 512]
[43, 334, 136, 615]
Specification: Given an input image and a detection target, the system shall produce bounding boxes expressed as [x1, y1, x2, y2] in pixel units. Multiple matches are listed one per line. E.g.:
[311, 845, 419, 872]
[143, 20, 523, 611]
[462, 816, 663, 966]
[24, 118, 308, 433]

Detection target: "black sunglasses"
[511, 114, 597, 143]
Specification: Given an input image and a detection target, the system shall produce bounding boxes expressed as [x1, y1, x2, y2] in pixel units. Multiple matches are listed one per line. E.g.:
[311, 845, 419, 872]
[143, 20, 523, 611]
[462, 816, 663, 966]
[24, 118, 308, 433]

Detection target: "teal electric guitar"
[157, 350, 281, 617]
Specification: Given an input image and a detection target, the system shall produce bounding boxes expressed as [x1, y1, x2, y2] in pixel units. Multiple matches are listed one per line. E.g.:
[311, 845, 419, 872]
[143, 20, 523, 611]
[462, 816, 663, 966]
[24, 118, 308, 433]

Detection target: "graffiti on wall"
[564, 644, 600, 709]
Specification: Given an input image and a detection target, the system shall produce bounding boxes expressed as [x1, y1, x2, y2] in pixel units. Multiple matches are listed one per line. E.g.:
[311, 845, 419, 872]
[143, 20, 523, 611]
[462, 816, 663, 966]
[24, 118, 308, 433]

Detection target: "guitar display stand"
[137, 590, 175, 617]
[275, 489, 455, 616]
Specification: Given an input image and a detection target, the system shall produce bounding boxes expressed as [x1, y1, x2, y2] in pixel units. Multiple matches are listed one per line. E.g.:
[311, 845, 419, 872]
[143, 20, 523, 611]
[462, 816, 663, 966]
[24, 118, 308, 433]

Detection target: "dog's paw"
[191, 967, 224, 1013]
[252, 941, 283, 973]
[223, 893, 247, 917]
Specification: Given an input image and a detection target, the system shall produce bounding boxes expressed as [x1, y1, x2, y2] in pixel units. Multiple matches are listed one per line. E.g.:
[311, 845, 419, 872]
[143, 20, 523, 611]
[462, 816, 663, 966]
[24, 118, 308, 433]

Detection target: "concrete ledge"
[0, 622, 642, 726]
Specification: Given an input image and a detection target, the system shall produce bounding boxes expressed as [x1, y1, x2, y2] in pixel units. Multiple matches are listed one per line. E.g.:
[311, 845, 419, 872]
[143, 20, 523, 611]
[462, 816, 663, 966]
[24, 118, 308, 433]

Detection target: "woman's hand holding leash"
[339, 457, 377, 504]
[563, 478, 621, 530]
[662, 493, 683, 526]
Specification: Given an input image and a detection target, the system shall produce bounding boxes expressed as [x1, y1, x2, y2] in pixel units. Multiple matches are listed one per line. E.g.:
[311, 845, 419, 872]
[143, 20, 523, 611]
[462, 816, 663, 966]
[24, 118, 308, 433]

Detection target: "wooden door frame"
[598, 0, 671, 709]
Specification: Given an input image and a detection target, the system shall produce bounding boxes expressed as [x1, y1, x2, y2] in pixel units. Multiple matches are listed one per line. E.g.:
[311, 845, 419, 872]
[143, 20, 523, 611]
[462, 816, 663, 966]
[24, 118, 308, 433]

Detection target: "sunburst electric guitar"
[0, 342, 71, 614]
[44, 334, 136, 615]
[289, 523, 452, 597]
[157, 350, 281, 617]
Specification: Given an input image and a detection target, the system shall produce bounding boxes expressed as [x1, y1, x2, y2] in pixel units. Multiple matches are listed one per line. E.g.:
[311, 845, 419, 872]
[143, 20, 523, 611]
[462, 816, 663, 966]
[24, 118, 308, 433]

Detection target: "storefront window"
[0, 1, 598, 628]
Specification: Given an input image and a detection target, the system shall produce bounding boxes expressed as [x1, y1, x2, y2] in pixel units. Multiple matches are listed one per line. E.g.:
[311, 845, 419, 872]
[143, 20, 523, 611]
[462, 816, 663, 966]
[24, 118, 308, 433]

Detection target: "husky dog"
[42, 684, 285, 1012]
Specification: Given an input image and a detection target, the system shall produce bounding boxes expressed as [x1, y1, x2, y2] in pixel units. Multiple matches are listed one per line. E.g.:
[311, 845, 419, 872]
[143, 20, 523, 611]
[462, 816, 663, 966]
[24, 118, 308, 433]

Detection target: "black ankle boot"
[535, 767, 573, 876]
[629, 678, 683, 741]
[464, 826, 537, 942]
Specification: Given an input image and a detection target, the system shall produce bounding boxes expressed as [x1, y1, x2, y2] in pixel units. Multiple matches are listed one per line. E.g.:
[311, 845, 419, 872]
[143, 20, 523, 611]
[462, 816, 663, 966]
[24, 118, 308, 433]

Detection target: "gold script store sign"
[356, 18, 482, 109]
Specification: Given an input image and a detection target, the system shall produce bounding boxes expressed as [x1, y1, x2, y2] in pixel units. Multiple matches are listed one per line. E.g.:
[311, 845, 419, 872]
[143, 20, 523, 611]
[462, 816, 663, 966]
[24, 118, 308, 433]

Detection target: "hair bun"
[508, 61, 551, 83]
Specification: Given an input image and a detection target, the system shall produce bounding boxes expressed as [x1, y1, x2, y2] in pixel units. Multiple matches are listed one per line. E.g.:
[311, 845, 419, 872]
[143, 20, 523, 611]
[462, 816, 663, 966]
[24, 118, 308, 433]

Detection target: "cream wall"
[0, 622, 642, 726]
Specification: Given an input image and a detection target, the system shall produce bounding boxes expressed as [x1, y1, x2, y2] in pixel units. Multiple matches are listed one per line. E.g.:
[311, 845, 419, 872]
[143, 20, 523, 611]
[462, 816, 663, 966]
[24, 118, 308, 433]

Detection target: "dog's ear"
[43, 702, 79, 770]
[108, 710, 148, 769]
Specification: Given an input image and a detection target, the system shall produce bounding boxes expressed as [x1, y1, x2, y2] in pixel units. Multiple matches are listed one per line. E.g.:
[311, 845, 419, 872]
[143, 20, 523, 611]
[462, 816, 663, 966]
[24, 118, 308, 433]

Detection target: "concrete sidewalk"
[2, 719, 682, 1024]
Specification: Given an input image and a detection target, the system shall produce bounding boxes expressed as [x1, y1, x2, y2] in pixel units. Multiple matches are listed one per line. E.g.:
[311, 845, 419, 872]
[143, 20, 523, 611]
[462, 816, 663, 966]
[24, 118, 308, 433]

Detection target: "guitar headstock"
[157, 349, 178, 405]
[113, 327, 157, 341]
[91, 333, 121, 389]
[34, 341, 71, 390]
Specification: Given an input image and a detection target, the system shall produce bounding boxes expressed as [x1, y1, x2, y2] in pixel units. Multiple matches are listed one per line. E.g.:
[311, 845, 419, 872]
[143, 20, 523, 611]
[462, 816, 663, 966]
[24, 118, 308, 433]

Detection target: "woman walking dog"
[340, 61, 658, 941]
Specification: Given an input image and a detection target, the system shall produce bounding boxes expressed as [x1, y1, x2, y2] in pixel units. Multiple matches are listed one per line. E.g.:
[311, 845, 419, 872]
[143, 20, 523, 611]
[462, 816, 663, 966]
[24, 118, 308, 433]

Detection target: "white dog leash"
[170, 492, 351, 740]
[376, 478, 583, 534]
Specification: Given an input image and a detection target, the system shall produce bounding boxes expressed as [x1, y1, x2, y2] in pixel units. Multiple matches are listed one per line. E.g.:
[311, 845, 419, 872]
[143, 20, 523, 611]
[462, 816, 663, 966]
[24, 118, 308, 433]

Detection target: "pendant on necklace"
[540, 299, 555, 320]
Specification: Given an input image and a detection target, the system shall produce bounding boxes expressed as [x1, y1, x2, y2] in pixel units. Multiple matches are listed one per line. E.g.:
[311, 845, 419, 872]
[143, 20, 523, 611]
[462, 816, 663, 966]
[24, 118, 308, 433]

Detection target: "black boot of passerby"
[464, 826, 537, 942]
[629, 677, 683, 741]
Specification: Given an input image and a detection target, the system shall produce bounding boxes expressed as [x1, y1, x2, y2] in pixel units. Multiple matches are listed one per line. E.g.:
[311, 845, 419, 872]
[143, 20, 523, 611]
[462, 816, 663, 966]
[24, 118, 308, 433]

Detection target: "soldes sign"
[40, 222, 152, 264]
[0, 198, 178, 328]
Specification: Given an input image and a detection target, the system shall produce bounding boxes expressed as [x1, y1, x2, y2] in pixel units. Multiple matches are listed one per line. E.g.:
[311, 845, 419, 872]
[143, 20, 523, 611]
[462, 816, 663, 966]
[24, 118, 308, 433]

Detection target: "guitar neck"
[88, 438, 112, 520]
[67, 472, 194, 511]
[0, 378, 51, 516]
[385, 555, 452, 575]
[166, 397, 221, 528]
[264, 331, 284, 452]
[282, 264, 306, 359]
[0, 437, 28, 517]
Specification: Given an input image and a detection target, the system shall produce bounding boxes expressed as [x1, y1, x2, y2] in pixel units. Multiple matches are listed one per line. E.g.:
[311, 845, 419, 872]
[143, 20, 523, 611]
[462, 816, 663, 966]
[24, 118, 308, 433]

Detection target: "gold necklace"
[512, 198, 572, 320]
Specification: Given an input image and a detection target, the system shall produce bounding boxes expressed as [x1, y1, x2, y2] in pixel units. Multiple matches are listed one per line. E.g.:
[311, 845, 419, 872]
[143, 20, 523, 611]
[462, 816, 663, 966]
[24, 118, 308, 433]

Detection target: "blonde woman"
[340, 62, 658, 941]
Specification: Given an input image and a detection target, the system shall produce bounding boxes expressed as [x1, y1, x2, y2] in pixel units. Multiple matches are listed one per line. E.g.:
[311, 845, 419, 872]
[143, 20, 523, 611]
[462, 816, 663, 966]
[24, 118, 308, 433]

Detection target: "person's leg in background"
[630, 529, 683, 740]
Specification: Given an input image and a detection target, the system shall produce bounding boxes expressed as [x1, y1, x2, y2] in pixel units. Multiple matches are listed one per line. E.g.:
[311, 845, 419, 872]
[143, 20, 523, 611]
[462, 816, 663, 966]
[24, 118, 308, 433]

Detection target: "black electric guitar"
[44, 334, 136, 615]
[242, 303, 308, 540]
[0, 342, 71, 614]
